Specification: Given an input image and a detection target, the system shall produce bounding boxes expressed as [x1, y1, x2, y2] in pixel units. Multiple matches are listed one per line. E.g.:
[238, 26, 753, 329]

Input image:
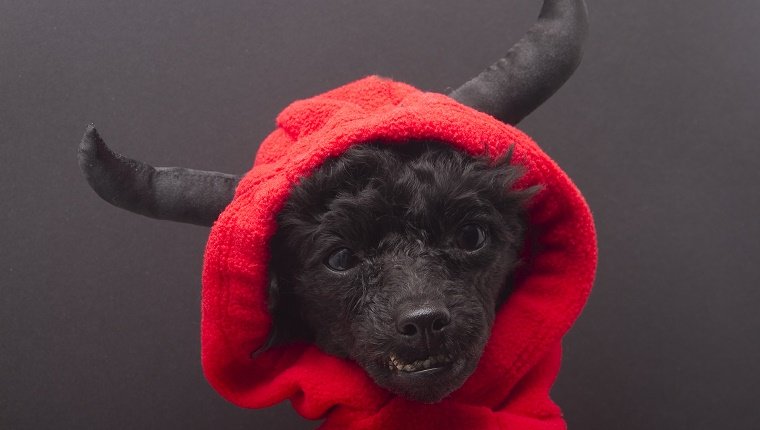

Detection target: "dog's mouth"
[372, 349, 469, 402]
[387, 352, 454, 373]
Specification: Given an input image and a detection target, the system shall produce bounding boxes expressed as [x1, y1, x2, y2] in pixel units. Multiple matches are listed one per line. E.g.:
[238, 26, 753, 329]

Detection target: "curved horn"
[449, 0, 589, 124]
[78, 125, 241, 227]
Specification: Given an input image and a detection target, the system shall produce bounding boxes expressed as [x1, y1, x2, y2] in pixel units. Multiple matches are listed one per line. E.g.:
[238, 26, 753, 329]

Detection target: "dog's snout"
[396, 305, 450, 337]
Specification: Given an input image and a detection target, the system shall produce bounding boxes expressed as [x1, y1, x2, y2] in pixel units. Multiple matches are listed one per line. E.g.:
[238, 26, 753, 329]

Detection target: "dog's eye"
[325, 247, 358, 271]
[456, 224, 487, 250]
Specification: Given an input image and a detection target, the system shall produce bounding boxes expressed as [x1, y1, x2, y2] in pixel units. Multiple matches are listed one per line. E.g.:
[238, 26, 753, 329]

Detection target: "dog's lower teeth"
[388, 353, 454, 372]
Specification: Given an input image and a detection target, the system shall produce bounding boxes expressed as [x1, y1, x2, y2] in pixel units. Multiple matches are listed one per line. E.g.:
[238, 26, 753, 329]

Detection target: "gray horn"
[449, 0, 589, 124]
[78, 125, 240, 227]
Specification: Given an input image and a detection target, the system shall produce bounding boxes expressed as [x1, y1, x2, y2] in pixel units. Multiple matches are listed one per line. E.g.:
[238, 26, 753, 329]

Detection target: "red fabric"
[201, 76, 597, 429]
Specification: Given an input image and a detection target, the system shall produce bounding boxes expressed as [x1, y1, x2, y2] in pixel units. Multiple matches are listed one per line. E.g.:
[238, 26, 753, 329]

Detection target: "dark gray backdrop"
[2, 0, 759, 428]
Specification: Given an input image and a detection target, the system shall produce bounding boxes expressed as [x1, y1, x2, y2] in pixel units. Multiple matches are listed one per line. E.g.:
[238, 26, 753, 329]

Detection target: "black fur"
[266, 141, 536, 402]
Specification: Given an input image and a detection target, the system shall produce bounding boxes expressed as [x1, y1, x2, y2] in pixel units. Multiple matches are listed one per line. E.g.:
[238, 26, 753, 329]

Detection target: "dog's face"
[267, 141, 533, 402]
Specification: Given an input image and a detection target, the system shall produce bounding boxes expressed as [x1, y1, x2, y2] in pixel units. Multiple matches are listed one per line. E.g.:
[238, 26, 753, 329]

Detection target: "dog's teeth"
[388, 353, 457, 373]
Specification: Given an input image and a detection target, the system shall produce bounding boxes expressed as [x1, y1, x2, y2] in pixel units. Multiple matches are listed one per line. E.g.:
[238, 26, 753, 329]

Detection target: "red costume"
[201, 76, 597, 429]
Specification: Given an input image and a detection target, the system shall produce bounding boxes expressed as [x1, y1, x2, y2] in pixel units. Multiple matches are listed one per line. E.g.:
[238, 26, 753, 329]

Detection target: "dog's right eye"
[325, 247, 358, 271]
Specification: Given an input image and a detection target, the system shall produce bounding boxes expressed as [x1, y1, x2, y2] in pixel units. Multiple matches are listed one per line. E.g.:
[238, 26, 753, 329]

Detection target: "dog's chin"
[361, 349, 481, 403]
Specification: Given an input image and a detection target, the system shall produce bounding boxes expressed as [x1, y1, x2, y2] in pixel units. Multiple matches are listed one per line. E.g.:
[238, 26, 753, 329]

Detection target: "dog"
[78, 0, 592, 423]
[265, 141, 536, 402]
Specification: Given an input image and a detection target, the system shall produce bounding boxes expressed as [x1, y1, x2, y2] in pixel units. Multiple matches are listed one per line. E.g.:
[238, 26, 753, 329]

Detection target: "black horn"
[449, 0, 589, 124]
[78, 125, 241, 227]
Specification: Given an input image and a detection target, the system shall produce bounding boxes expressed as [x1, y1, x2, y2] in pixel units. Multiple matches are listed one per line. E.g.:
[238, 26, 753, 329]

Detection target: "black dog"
[266, 141, 535, 402]
[78, 0, 587, 408]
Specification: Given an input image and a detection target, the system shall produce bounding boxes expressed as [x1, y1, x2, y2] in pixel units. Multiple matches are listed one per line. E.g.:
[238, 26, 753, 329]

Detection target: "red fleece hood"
[201, 76, 597, 429]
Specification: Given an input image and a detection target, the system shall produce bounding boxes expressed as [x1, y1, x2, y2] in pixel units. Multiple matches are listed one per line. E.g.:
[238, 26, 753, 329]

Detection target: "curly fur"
[266, 140, 535, 402]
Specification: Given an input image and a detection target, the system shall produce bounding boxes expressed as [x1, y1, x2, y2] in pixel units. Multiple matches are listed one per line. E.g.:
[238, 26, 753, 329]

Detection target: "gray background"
[2, 0, 758, 428]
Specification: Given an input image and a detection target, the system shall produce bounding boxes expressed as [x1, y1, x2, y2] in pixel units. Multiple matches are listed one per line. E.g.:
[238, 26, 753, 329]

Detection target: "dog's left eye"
[325, 247, 358, 271]
[456, 224, 487, 251]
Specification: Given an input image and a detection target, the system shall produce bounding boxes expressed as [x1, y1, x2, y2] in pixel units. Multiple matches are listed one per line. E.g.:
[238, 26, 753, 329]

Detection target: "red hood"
[201, 76, 597, 429]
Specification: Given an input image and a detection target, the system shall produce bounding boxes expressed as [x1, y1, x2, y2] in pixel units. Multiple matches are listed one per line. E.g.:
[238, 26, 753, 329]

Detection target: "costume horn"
[78, 125, 240, 226]
[449, 0, 588, 124]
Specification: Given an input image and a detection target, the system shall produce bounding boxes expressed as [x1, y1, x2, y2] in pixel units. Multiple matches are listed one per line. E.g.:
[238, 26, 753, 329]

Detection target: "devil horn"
[449, 0, 589, 124]
[77, 125, 241, 227]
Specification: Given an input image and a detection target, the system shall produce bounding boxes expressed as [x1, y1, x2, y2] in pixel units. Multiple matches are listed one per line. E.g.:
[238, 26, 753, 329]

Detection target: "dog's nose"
[396, 305, 451, 337]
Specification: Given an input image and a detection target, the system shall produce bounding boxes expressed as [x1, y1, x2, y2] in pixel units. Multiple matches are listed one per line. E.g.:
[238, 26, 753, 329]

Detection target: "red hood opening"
[201, 76, 597, 429]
